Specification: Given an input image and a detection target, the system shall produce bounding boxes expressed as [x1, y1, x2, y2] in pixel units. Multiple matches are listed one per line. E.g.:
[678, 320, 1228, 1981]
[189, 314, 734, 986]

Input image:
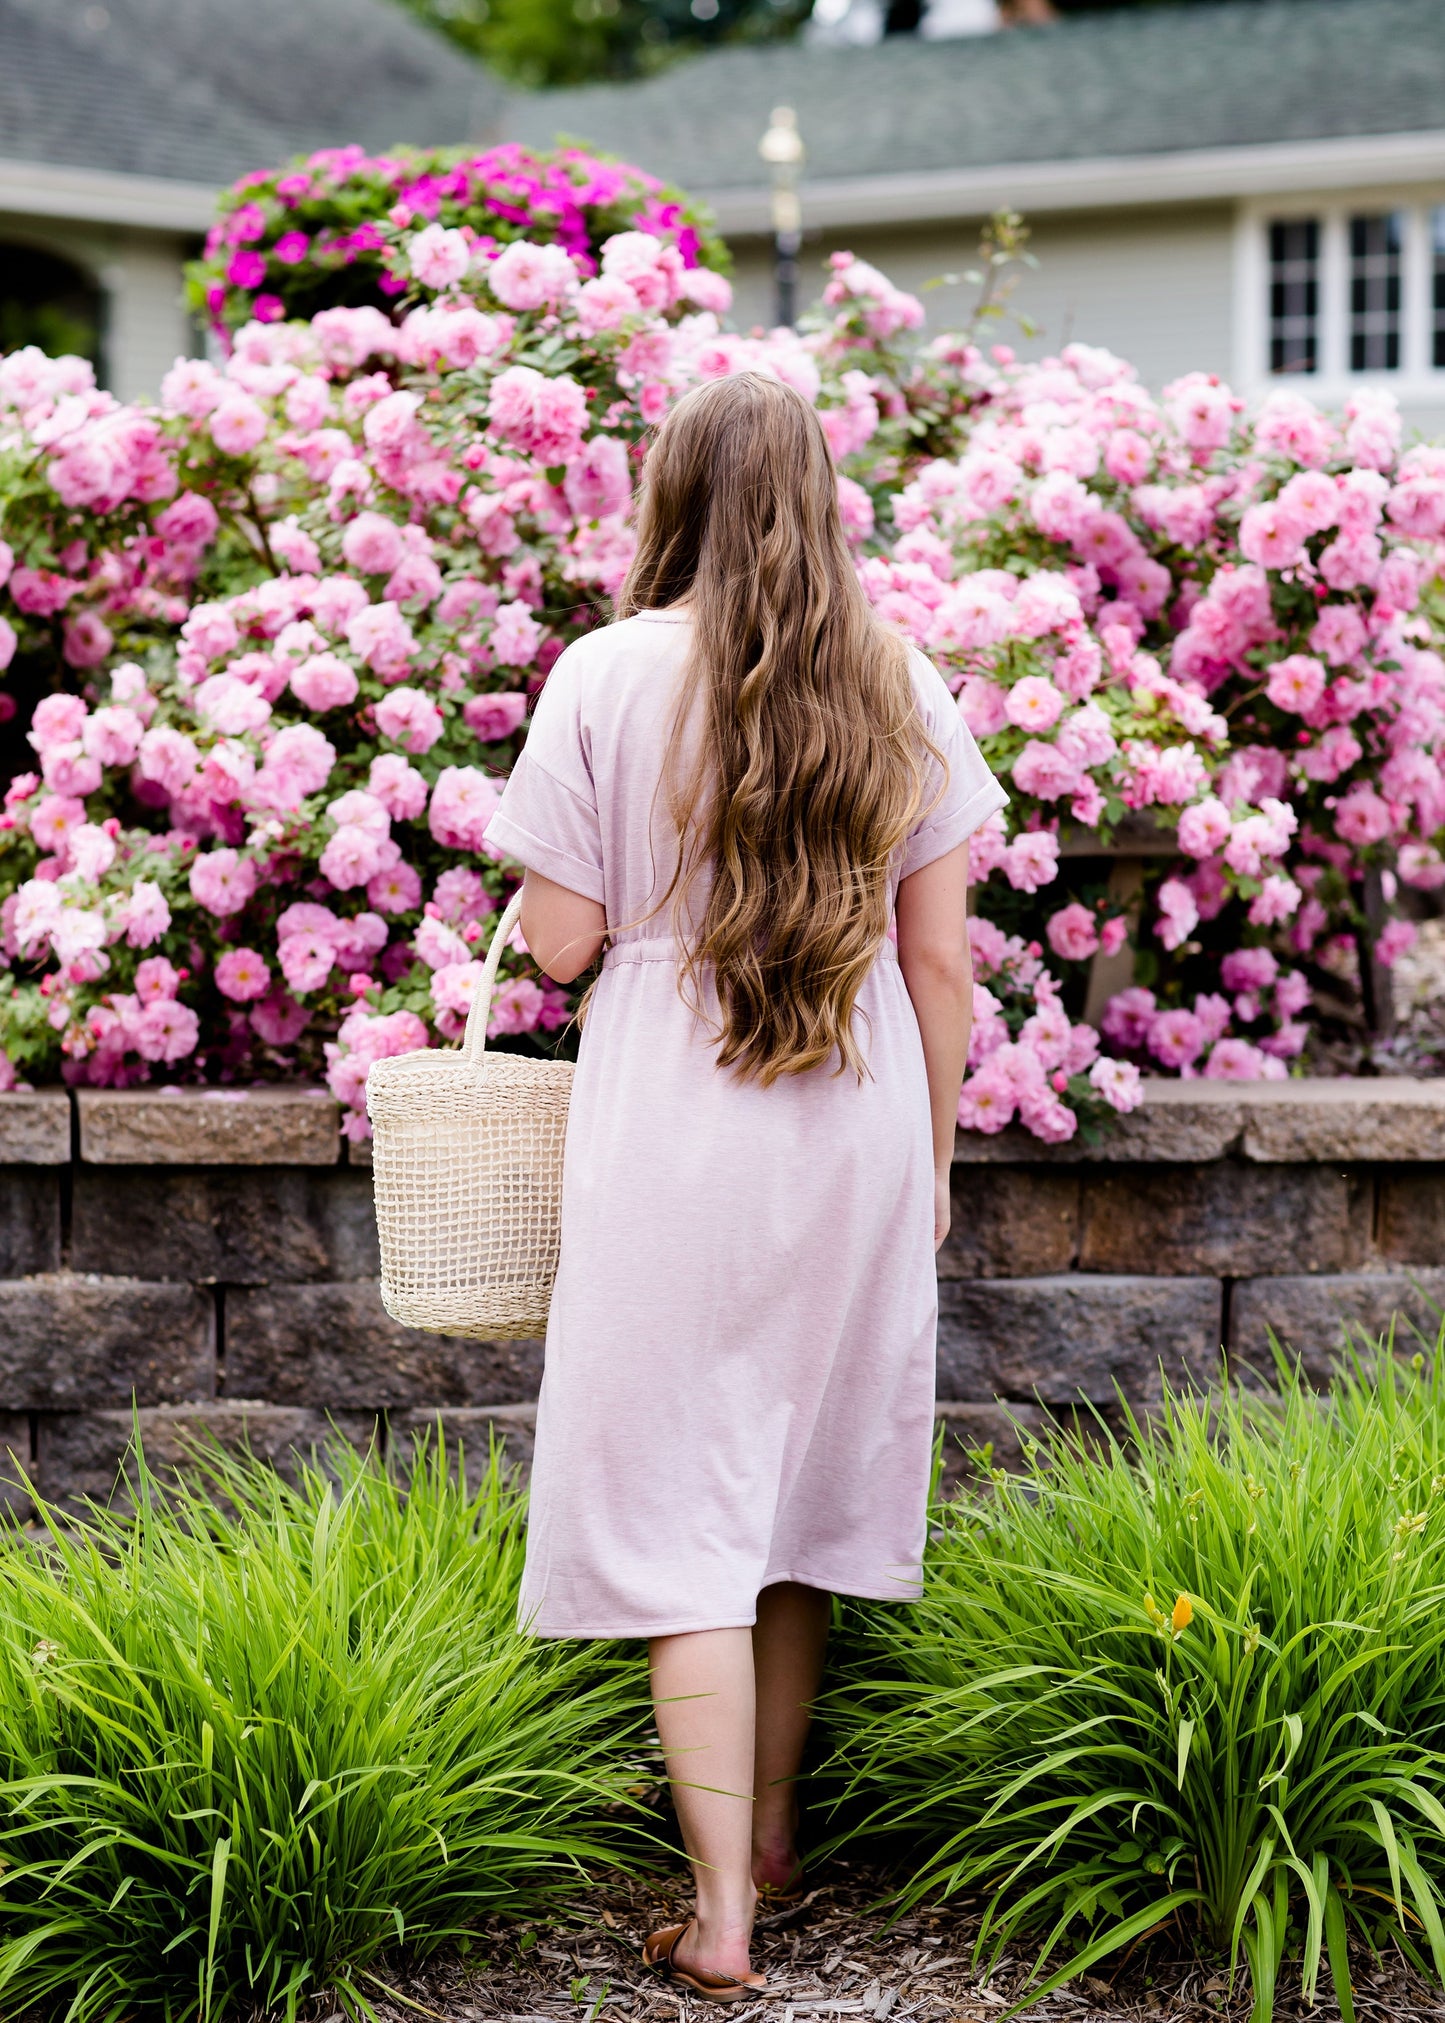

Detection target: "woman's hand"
[934, 1164, 951, 1253]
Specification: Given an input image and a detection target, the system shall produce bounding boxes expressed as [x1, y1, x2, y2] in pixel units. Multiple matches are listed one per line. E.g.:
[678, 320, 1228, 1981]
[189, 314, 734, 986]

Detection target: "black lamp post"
[758, 105, 804, 329]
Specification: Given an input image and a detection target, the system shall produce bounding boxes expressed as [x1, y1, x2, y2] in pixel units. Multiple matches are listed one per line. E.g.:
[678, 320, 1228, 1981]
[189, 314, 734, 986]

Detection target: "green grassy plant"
[0, 1434, 646, 2022]
[823, 1340, 1445, 2021]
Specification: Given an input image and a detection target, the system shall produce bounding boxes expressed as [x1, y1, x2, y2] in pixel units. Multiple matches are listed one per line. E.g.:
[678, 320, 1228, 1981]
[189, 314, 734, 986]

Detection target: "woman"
[484, 372, 1006, 2000]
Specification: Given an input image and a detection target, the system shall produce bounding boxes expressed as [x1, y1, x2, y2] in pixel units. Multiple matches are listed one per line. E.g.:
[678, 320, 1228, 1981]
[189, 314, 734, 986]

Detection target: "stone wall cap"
[0, 1089, 71, 1165]
[78, 1086, 341, 1166]
[955, 1076, 1445, 1166]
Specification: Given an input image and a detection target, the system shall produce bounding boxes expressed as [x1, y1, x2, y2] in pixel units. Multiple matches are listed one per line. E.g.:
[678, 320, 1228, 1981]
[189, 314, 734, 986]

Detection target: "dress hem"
[518, 1568, 924, 1640]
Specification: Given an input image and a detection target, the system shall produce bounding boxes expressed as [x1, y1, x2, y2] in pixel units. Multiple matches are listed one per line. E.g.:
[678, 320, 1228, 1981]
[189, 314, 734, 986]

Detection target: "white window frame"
[1235, 189, 1445, 404]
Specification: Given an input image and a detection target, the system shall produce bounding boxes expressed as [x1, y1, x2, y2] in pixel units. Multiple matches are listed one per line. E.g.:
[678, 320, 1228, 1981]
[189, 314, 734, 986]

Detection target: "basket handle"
[461, 887, 525, 1065]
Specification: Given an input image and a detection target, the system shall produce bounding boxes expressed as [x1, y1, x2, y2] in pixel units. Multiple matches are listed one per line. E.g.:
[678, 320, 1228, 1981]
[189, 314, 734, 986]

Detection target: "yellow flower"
[1171, 1594, 1193, 1635]
[1143, 1593, 1166, 1628]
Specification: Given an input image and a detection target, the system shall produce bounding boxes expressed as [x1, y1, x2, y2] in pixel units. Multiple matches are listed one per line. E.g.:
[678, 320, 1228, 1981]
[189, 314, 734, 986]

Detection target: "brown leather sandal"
[643, 1921, 766, 2003]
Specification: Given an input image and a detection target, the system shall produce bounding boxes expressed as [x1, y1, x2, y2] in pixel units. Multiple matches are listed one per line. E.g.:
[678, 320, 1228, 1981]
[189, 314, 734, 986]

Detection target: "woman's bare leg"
[649, 1628, 764, 1983]
[751, 1582, 830, 1891]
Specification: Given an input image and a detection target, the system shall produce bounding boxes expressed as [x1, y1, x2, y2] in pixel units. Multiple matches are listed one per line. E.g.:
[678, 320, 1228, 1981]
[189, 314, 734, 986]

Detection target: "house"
[509, 0, 1445, 432]
[0, 0, 504, 398]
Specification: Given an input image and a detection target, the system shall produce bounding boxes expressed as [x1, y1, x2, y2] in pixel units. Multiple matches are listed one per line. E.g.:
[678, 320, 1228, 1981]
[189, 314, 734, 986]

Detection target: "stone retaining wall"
[0, 1079, 1442, 1512]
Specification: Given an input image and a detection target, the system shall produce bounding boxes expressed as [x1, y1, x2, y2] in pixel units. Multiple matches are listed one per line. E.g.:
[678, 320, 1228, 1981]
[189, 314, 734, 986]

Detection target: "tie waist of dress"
[600, 933, 900, 971]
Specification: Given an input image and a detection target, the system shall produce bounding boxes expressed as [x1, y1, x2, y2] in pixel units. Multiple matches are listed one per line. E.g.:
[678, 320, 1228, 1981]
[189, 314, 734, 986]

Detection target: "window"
[1348, 212, 1403, 371]
[1433, 206, 1445, 371]
[1269, 219, 1318, 374]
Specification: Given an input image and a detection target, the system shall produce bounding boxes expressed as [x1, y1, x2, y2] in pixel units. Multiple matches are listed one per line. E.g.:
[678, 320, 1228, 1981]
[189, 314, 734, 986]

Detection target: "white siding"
[726, 201, 1237, 389]
[100, 232, 195, 400]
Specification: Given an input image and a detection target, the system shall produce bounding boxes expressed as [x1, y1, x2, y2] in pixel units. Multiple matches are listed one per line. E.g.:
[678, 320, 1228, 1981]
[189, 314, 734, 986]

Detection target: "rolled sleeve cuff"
[901, 778, 1009, 879]
[483, 811, 606, 905]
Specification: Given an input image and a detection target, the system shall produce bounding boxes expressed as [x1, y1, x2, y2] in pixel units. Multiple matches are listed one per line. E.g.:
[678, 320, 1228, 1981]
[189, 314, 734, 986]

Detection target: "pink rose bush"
[187, 142, 727, 343]
[0, 211, 1442, 1144]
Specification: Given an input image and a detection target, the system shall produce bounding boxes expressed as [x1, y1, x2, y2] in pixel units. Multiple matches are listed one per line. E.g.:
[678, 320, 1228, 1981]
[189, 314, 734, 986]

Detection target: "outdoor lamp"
[758, 105, 804, 329]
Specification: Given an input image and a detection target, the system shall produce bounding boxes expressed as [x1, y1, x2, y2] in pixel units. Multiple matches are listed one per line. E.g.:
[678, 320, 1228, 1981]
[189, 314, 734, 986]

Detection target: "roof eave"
[702, 127, 1445, 236]
[0, 158, 218, 234]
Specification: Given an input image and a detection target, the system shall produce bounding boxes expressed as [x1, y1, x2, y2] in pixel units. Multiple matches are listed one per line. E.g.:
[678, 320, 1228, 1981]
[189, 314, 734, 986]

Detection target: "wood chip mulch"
[344, 1863, 1445, 2023]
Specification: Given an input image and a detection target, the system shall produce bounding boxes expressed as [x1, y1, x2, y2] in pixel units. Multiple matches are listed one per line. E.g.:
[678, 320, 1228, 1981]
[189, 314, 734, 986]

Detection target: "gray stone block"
[0, 1170, 61, 1276]
[1229, 1270, 1445, 1382]
[0, 1275, 214, 1408]
[934, 1400, 1047, 1495]
[78, 1087, 340, 1166]
[0, 1413, 32, 1519]
[1079, 1162, 1370, 1277]
[937, 1273, 1223, 1405]
[940, 1167, 1079, 1279]
[71, 1168, 378, 1283]
[36, 1402, 379, 1517]
[224, 1282, 544, 1408]
[390, 1403, 537, 1481]
[0, 1091, 71, 1164]
[1241, 1081, 1445, 1164]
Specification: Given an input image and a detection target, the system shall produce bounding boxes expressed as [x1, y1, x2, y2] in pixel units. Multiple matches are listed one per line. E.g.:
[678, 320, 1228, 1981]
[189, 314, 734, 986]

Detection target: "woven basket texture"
[366, 891, 574, 1340]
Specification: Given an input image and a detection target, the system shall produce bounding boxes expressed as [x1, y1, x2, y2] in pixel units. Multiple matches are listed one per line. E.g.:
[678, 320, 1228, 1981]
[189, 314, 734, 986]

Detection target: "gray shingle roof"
[0, 0, 507, 188]
[507, 0, 1445, 191]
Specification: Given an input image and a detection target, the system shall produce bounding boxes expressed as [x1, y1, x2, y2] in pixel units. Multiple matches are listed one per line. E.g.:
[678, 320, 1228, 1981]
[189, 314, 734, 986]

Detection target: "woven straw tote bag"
[366, 889, 573, 1339]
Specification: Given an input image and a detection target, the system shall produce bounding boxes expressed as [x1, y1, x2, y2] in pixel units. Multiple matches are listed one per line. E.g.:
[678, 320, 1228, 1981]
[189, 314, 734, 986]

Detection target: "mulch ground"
[349, 1863, 1445, 2023]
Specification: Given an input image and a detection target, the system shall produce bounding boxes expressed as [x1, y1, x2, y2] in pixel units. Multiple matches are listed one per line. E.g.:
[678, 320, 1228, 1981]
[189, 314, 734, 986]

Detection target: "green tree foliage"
[392, 0, 812, 89]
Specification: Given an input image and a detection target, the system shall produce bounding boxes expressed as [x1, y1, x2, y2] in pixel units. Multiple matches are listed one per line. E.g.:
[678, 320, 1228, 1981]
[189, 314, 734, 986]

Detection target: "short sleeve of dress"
[900, 648, 1008, 880]
[483, 645, 606, 904]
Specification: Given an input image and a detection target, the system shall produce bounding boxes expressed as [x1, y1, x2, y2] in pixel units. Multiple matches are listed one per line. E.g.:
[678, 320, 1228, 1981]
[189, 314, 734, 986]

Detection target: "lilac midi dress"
[484, 611, 1006, 1639]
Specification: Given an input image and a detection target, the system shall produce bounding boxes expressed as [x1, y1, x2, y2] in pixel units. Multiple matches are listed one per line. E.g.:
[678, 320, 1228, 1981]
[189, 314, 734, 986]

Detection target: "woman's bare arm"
[895, 840, 973, 1252]
[518, 868, 608, 985]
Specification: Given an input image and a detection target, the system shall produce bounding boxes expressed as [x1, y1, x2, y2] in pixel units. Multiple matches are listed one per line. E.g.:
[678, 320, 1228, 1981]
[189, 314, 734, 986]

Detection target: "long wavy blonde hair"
[616, 371, 940, 1085]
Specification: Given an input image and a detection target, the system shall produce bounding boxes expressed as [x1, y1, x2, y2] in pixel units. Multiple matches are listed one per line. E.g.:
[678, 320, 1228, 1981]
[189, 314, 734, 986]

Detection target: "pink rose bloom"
[1089, 1056, 1144, 1112]
[1003, 831, 1060, 894]
[430, 958, 486, 1034]
[62, 611, 113, 669]
[252, 722, 336, 811]
[320, 824, 388, 891]
[30, 795, 87, 853]
[133, 998, 200, 1064]
[28, 692, 88, 753]
[116, 880, 170, 948]
[1155, 877, 1199, 952]
[490, 601, 543, 669]
[430, 765, 502, 851]
[366, 753, 429, 822]
[437, 577, 498, 628]
[41, 743, 102, 798]
[374, 686, 445, 754]
[1164, 372, 1237, 454]
[1248, 874, 1302, 927]
[251, 991, 311, 1047]
[1202, 1037, 1270, 1082]
[0, 616, 15, 673]
[278, 932, 335, 994]
[463, 691, 528, 742]
[836, 476, 875, 543]
[1045, 903, 1098, 963]
[290, 653, 359, 712]
[383, 553, 443, 606]
[1148, 1008, 1205, 1069]
[575, 275, 642, 335]
[433, 867, 494, 924]
[1264, 653, 1327, 715]
[1333, 784, 1392, 847]
[1011, 742, 1082, 801]
[1004, 676, 1066, 733]
[1220, 947, 1279, 993]
[408, 224, 472, 289]
[1101, 985, 1157, 1051]
[284, 377, 332, 431]
[1176, 797, 1232, 859]
[487, 365, 588, 462]
[565, 436, 632, 522]
[154, 492, 220, 547]
[346, 601, 415, 677]
[1398, 842, 1445, 890]
[958, 677, 1009, 739]
[189, 847, 258, 917]
[209, 396, 268, 456]
[82, 705, 144, 766]
[194, 674, 271, 737]
[1099, 916, 1129, 959]
[341, 512, 405, 577]
[368, 859, 423, 914]
[416, 914, 472, 971]
[487, 240, 578, 312]
[361, 391, 425, 456]
[957, 1071, 1018, 1135]
[215, 947, 272, 1003]
[1309, 603, 1368, 667]
[134, 955, 181, 1004]
[181, 603, 240, 663]
[312, 576, 371, 636]
[488, 975, 546, 1037]
[600, 230, 683, 312]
